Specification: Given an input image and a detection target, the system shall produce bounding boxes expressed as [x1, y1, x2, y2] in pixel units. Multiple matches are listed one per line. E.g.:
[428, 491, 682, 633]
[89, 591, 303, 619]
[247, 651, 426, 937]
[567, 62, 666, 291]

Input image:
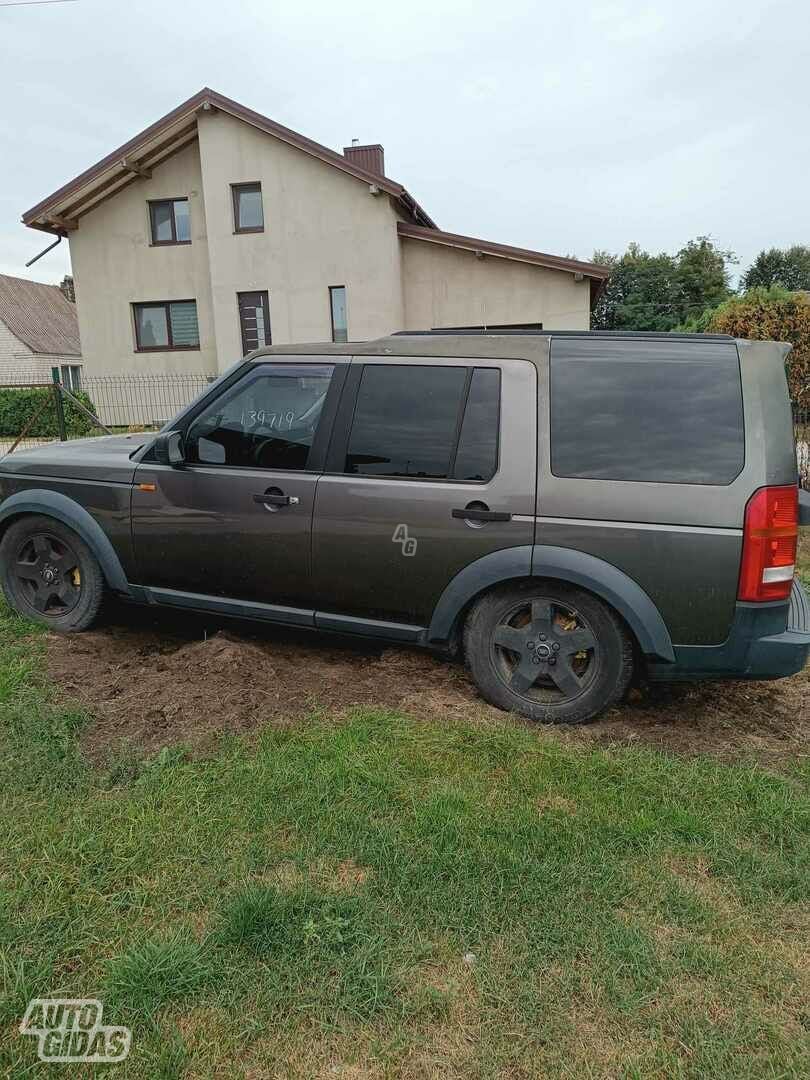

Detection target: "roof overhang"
[23, 88, 437, 236]
[397, 222, 610, 307]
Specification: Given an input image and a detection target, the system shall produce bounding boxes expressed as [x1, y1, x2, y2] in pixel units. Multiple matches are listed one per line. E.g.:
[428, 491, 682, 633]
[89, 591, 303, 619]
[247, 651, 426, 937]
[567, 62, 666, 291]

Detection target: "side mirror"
[153, 430, 185, 466]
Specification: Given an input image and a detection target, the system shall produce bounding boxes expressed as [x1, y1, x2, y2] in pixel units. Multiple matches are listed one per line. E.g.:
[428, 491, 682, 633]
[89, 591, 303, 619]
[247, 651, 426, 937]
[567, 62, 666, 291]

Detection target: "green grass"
[0, 604, 808, 1077]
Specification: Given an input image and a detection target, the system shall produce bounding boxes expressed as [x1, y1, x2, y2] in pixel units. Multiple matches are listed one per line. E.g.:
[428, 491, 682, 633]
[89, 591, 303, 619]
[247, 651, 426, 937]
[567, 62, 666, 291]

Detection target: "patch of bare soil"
[45, 603, 809, 767]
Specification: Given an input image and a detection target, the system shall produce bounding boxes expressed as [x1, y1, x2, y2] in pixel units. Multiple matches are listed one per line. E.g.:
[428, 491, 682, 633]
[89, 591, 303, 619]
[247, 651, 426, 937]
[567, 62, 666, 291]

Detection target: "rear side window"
[550, 339, 744, 484]
[454, 368, 500, 480]
[345, 364, 500, 480]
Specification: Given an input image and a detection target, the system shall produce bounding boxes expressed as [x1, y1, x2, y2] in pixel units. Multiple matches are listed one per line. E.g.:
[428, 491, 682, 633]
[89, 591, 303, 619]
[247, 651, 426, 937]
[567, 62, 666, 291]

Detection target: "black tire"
[0, 515, 104, 632]
[463, 580, 633, 724]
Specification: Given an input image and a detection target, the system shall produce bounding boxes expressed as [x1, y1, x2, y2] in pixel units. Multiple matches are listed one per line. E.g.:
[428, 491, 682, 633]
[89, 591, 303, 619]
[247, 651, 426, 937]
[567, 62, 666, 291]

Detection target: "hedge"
[0, 387, 98, 438]
[707, 287, 810, 403]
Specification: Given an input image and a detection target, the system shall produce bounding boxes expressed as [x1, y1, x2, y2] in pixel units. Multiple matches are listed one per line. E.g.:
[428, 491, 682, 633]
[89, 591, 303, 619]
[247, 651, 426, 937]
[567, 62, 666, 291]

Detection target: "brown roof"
[22, 88, 436, 235]
[0, 275, 81, 357]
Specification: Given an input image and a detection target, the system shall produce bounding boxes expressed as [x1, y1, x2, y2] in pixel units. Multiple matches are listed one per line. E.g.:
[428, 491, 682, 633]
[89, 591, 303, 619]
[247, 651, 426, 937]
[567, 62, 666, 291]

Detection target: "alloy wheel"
[14, 532, 82, 616]
[490, 597, 599, 704]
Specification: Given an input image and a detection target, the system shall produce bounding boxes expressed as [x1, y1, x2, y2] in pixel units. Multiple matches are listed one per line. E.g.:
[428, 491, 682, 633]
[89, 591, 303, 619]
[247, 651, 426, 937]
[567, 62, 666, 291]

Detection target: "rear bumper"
[648, 579, 810, 682]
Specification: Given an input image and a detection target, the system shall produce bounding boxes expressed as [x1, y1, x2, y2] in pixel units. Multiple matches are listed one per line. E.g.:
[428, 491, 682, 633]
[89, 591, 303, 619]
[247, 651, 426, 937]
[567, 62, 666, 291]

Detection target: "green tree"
[675, 236, 735, 321]
[741, 246, 810, 291]
[591, 244, 679, 331]
[592, 237, 735, 332]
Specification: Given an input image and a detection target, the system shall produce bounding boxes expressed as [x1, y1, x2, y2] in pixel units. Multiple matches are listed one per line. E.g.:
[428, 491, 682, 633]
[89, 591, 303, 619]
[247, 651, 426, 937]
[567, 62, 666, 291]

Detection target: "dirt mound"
[45, 605, 809, 767]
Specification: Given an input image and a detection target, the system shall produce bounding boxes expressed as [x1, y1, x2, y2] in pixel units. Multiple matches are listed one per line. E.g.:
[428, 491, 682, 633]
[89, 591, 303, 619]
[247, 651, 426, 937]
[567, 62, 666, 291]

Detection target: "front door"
[132, 360, 341, 613]
[312, 357, 537, 627]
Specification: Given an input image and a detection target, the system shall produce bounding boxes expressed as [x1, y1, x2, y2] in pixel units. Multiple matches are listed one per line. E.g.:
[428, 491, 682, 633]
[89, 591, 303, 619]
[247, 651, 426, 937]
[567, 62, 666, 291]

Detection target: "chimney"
[343, 141, 385, 177]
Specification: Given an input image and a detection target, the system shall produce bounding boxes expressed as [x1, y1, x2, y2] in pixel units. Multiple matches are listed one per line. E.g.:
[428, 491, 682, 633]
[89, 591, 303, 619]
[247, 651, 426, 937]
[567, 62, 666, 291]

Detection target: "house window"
[237, 292, 271, 356]
[232, 183, 264, 233]
[59, 364, 82, 392]
[133, 300, 199, 351]
[149, 198, 190, 244]
[329, 286, 348, 343]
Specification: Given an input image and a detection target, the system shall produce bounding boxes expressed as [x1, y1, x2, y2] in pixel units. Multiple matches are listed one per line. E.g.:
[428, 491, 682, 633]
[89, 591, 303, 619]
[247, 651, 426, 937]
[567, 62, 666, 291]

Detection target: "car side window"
[550, 339, 744, 484]
[454, 368, 500, 481]
[344, 364, 500, 481]
[185, 364, 334, 470]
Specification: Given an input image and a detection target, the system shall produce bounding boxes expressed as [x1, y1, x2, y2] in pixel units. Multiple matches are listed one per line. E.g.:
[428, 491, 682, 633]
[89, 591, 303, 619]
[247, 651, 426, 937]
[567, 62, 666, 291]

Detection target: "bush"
[0, 387, 97, 438]
[710, 287, 810, 403]
[678, 287, 810, 403]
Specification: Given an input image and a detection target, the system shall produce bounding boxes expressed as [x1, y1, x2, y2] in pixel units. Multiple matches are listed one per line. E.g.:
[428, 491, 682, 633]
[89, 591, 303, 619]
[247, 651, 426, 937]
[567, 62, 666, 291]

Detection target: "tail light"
[738, 485, 798, 602]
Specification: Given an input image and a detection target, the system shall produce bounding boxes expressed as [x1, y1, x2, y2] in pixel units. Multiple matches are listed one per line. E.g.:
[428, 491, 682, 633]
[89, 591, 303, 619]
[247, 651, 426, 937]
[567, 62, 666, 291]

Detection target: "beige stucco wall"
[400, 238, 591, 331]
[66, 111, 592, 381]
[196, 110, 405, 366]
[68, 141, 217, 376]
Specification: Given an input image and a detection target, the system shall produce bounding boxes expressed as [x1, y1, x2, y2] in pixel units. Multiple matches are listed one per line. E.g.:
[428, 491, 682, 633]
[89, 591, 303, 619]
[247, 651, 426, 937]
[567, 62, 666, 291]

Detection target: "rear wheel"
[463, 581, 633, 724]
[0, 516, 104, 632]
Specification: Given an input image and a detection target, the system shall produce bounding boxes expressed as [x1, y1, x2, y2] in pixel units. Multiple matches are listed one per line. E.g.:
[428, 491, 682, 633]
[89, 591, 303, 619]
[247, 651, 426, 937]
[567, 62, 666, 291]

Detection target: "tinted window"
[454, 368, 500, 481]
[186, 364, 333, 469]
[550, 339, 744, 484]
[346, 365, 467, 478]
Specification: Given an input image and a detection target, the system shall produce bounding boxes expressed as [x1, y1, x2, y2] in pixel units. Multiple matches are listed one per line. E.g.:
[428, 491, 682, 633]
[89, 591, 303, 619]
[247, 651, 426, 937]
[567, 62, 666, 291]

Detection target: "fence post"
[51, 367, 67, 442]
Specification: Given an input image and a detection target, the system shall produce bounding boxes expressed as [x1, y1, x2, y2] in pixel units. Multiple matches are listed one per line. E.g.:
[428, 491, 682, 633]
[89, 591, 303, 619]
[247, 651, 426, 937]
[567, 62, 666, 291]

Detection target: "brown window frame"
[329, 285, 348, 343]
[231, 182, 264, 234]
[148, 198, 191, 246]
[132, 300, 200, 352]
[237, 290, 272, 356]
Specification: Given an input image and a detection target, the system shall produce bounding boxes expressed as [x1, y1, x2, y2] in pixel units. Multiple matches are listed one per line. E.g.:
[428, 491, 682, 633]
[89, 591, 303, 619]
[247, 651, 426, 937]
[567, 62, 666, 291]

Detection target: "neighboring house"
[0, 274, 82, 387]
[22, 88, 608, 377]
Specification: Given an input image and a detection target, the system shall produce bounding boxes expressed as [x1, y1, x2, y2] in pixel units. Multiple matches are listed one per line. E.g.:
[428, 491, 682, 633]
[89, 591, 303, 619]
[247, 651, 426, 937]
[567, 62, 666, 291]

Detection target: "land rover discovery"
[0, 331, 807, 724]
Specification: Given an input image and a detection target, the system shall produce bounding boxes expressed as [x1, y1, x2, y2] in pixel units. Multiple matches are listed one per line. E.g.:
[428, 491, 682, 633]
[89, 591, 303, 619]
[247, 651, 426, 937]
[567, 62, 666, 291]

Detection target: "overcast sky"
[2, 0, 807, 285]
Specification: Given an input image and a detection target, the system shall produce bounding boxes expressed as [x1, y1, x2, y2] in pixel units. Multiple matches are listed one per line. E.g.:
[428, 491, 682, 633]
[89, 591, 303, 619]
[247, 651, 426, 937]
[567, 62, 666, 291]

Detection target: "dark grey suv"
[0, 331, 807, 724]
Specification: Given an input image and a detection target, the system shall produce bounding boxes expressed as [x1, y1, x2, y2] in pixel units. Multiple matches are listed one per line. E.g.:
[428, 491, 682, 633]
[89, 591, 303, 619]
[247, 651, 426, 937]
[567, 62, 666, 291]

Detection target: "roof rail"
[392, 330, 736, 341]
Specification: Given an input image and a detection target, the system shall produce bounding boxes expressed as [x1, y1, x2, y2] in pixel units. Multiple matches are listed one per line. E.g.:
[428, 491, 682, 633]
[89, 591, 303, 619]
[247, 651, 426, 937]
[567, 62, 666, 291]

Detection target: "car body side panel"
[531, 519, 742, 645]
[532, 337, 791, 646]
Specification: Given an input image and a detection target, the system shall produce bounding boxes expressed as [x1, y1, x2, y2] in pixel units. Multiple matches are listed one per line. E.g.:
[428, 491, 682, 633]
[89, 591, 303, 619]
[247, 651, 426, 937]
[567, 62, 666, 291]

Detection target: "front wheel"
[0, 515, 104, 632]
[463, 581, 633, 724]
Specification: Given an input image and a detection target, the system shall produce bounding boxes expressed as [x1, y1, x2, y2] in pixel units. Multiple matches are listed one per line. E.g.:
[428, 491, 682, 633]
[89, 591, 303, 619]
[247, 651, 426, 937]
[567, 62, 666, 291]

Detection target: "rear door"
[312, 356, 536, 627]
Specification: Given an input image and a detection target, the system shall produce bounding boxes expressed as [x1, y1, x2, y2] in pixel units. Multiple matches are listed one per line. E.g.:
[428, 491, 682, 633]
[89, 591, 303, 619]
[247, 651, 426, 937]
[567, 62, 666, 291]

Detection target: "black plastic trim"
[314, 612, 424, 642]
[426, 544, 675, 663]
[139, 586, 427, 643]
[145, 587, 315, 627]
